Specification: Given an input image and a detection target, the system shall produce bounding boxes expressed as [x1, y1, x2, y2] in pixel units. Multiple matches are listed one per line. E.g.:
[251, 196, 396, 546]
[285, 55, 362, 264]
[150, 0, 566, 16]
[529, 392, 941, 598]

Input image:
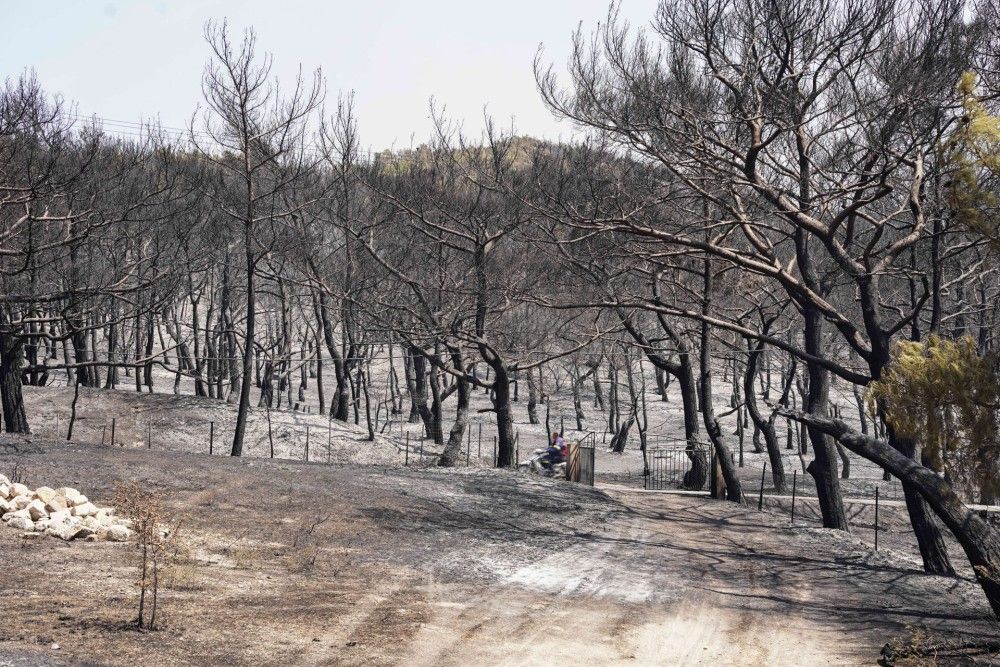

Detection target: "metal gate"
[568, 432, 596, 486]
[645, 443, 709, 491]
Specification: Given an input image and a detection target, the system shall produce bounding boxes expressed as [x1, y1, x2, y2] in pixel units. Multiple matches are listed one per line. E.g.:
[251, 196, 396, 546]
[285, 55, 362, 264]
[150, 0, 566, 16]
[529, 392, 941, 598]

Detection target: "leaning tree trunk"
[744, 338, 786, 493]
[890, 429, 955, 575]
[868, 328, 955, 575]
[787, 410, 1000, 619]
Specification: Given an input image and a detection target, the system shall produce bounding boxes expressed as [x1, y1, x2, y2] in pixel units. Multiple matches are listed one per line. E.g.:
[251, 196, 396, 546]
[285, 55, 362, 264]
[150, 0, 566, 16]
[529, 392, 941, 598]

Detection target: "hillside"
[1, 430, 997, 665]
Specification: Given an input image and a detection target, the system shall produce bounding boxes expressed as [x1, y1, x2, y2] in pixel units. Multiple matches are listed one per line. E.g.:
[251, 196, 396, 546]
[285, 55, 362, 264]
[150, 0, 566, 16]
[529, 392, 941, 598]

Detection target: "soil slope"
[0, 437, 997, 666]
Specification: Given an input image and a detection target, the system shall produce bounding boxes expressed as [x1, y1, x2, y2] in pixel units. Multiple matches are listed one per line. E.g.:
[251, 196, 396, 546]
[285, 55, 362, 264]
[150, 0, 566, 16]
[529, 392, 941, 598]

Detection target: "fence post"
[327, 419, 332, 463]
[147, 419, 152, 449]
[478, 423, 482, 459]
[493, 435, 497, 467]
[791, 470, 797, 524]
[405, 432, 410, 467]
[110, 418, 116, 447]
[209, 421, 214, 455]
[305, 425, 310, 462]
[758, 462, 767, 511]
[874, 487, 880, 551]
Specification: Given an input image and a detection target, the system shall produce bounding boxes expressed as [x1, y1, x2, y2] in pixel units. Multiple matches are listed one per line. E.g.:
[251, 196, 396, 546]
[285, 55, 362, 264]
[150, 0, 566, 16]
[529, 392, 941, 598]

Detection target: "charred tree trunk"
[438, 349, 470, 467]
[491, 360, 515, 468]
[744, 337, 786, 493]
[0, 323, 30, 434]
[699, 259, 741, 503]
[315, 290, 350, 421]
[230, 220, 255, 457]
[801, 303, 848, 529]
[526, 368, 540, 424]
[409, 346, 433, 439]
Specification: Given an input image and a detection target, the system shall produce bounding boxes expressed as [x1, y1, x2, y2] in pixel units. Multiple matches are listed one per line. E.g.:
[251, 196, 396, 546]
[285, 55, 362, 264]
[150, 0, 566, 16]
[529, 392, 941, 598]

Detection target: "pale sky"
[2, 0, 659, 151]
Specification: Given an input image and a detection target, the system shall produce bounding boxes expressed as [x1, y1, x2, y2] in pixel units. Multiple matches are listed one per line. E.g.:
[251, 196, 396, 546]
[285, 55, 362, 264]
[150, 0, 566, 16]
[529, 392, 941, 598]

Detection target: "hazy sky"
[2, 1, 659, 150]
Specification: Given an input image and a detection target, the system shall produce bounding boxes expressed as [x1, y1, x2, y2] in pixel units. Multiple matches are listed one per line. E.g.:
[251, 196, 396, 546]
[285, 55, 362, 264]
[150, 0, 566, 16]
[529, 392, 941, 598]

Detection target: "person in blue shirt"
[541, 432, 565, 474]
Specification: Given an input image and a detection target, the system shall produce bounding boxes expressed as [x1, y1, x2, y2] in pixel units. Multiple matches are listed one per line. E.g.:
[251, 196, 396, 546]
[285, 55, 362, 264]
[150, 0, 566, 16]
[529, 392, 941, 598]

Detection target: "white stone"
[5, 508, 30, 522]
[58, 487, 83, 505]
[0, 498, 11, 514]
[12, 495, 31, 510]
[48, 509, 71, 524]
[71, 502, 97, 518]
[34, 519, 50, 531]
[0, 474, 9, 486]
[10, 483, 29, 497]
[26, 500, 48, 521]
[7, 516, 33, 531]
[34, 486, 57, 503]
[0, 483, 9, 499]
[46, 522, 85, 541]
[44, 496, 68, 512]
[105, 525, 131, 542]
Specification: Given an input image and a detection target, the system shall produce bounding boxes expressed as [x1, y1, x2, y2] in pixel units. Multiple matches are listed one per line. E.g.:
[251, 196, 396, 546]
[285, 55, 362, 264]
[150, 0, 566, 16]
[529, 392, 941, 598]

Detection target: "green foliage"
[868, 336, 1000, 501]
[942, 72, 1000, 246]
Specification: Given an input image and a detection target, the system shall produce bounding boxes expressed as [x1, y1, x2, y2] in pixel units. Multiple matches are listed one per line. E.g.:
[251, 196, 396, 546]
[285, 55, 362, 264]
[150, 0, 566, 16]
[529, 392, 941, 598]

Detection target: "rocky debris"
[0, 477, 130, 543]
[26, 499, 48, 521]
[104, 525, 130, 542]
[59, 487, 86, 506]
[7, 516, 34, 531]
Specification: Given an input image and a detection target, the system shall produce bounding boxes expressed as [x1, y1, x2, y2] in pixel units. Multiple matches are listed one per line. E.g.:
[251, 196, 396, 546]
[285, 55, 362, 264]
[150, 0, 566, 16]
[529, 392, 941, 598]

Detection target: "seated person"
[541, 438, 565, 474]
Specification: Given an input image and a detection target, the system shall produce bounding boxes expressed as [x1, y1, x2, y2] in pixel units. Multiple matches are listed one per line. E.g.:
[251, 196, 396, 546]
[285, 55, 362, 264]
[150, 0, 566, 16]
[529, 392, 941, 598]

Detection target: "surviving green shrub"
[868, 336, 1000, 504]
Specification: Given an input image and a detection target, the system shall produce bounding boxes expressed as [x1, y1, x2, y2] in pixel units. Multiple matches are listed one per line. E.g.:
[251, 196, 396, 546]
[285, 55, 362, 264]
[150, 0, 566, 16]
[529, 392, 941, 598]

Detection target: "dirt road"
[1, 437, 995, 666]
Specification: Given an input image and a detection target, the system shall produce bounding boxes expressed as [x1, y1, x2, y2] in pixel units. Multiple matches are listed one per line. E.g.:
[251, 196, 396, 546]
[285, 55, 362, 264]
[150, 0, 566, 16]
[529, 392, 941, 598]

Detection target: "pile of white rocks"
[0, 475, 131, 542]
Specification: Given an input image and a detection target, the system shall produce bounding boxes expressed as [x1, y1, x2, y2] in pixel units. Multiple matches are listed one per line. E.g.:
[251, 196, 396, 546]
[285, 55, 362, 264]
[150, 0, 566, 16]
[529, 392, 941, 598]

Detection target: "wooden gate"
[568, 432, 596, 486]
